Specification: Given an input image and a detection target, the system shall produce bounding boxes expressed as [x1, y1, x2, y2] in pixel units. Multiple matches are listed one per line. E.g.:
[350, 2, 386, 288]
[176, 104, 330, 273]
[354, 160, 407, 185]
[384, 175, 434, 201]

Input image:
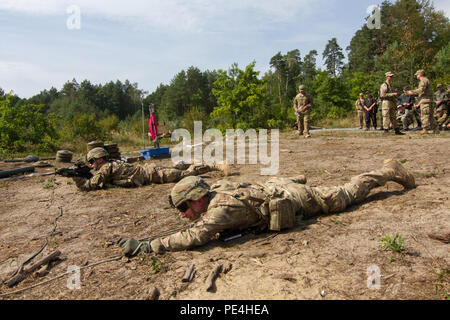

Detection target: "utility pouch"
[268, 197, 296, 231]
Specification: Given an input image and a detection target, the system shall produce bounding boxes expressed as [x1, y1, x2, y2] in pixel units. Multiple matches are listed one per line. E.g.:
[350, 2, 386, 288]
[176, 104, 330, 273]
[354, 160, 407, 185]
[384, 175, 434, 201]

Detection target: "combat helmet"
[169, 176, 211, 211]
[86, 147, 109, 162]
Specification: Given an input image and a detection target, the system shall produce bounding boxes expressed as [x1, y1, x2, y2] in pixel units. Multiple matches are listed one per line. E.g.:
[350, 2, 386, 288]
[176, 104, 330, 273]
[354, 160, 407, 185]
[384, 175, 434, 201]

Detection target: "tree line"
[1, 0, 448, 154]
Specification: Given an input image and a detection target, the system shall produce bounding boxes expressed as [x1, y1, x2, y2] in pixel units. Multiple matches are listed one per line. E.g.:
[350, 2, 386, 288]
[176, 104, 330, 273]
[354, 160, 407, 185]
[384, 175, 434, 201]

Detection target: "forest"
[1, 0, 449, 155]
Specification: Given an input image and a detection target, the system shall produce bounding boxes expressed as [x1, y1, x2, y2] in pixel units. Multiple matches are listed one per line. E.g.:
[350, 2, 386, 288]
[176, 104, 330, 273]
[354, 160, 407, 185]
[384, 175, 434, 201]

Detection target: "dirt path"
[0, 130, 448, 300]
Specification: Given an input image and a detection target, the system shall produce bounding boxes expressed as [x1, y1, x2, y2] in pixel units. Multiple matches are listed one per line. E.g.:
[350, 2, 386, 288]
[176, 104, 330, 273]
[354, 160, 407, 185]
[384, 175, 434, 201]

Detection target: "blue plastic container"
[139, 147, 170, 160]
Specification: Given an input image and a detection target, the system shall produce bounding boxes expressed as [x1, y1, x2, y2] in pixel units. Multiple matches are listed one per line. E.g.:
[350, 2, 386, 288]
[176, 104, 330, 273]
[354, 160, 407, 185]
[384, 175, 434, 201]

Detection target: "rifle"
[55, 160, 93, 179]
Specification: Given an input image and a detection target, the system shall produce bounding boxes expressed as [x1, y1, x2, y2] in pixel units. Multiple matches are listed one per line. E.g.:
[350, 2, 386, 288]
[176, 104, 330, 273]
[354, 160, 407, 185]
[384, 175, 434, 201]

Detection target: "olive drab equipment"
[210, 180, 296, 232]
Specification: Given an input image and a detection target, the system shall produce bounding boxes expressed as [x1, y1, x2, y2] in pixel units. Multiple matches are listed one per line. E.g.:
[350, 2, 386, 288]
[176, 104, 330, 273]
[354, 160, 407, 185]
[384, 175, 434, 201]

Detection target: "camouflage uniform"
[434, 88, 448, 127]
[154, 160, 415, 252]
[379, 74, 398, 130]
[73, 161, 221, 191]
[355, 97, 365, 129]
[435, 106, 449, 127]
[294, 86, 313, 137]
[409, 71, 438, 131]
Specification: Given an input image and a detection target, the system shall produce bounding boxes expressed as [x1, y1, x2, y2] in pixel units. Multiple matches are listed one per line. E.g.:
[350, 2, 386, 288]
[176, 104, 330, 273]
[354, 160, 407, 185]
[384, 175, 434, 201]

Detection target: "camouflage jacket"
[157, 177, 326, 252]
[355, 98, 364, 111]
[434, 90, 448, 106]
[379, 82, 397, 103]
[73, 160, 150, 191]
[294, 93, 313, 113]
[409, 77, 433, 103]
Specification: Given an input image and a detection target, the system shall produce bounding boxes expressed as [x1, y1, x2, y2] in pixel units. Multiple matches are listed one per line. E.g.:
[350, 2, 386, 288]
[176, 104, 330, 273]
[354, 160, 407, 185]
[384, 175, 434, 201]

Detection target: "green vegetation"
[435, 269, 449, 300]
[380, 234, 405, 253]
[0, 0, 448, 156]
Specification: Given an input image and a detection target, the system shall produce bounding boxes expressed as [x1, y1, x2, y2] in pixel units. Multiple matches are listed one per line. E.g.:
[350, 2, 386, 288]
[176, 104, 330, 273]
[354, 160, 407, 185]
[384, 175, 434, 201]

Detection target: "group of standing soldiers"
[355, 70, 448, 134]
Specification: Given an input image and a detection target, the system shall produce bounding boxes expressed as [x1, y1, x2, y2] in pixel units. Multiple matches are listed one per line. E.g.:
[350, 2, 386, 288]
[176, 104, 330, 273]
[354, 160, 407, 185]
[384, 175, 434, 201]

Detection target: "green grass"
[422, 172, 438, 179]
[380, 234, 404, 253]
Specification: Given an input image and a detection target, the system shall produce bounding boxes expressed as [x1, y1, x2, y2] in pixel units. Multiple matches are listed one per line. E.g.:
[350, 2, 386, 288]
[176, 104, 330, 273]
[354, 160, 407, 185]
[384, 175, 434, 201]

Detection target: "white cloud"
[0, 0, 321, 31]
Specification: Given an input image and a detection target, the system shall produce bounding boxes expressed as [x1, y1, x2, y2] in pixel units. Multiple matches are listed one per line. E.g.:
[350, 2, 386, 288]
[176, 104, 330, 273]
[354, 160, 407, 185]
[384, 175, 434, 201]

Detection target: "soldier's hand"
[118, 238, 151, 257]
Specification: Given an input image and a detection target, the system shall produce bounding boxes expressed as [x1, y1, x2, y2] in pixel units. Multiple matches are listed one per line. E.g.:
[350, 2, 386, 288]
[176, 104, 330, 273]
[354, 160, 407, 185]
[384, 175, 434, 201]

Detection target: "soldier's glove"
[118, 238, 151, 257]
[72, 176, 87, 188]
[150, 238, 165, 255]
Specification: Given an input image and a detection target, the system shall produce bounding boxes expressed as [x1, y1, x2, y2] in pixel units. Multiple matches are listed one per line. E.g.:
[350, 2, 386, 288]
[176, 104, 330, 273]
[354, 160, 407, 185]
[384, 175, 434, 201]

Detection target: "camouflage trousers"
[143, 164, 217, 184]
[401, 109, 413, 129]
[297, 111, 310, 134]
[358, 110, 365, 129]
[420, 102, 438, 130]
[265, 163, 408, 220]
[382, 101, 398, 130]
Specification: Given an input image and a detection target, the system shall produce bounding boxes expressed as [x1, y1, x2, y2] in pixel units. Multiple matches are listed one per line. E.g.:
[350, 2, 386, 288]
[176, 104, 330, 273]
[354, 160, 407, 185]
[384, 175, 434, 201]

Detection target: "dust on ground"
[0, 130, 448, 300]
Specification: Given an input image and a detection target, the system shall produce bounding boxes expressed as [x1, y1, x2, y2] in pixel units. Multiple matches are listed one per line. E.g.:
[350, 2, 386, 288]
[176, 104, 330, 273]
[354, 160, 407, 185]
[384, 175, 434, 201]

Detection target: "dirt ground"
[0, 130, 448, 300]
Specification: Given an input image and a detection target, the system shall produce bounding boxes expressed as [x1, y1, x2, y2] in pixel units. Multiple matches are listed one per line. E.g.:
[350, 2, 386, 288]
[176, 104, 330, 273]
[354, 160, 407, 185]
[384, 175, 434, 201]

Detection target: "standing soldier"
[293, 85, 313, 138]
[399, 86, 415, 131]
[406, 70, 439, 134]
[355, 93, 365, 129]
[363, 91, 378, 130]
[379, 72, 404, 135]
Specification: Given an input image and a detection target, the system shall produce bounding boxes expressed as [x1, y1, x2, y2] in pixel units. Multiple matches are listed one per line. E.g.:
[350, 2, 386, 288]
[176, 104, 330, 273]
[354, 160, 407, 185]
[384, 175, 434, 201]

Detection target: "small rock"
[146, 286, 160, 300]
[302, 240, 309, 246]
[320, 290, 326, 297]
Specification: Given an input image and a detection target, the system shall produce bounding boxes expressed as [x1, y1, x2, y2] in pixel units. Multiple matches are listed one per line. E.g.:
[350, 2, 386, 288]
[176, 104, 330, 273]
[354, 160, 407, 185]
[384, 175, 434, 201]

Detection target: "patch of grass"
[422, 172, 437, 179]
[400, 159, 408, 164]
[43, 183, 54, 189]
[150, 256, 161, 274]
[435, 269, 449, 300]
[380, 234, 404, 253]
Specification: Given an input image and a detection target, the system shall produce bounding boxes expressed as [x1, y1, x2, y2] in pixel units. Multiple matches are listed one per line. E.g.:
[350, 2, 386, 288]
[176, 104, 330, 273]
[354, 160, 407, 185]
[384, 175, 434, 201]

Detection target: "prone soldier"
[71, 147, 229, 192]
[119, 159, 415, 255]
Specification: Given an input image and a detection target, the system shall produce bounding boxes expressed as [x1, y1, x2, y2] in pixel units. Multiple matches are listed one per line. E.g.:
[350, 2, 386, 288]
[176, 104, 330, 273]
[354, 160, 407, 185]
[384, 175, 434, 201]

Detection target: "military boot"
[395, 128, 405, 135]
[211, 163, 232, 176]
[292, 175, 307, 184]
[382, 159, 416, 189]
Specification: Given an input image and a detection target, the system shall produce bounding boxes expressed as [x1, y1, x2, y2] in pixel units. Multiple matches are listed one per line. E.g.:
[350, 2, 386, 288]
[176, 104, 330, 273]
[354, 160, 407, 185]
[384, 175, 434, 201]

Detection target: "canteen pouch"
[268, 197, 296, 231]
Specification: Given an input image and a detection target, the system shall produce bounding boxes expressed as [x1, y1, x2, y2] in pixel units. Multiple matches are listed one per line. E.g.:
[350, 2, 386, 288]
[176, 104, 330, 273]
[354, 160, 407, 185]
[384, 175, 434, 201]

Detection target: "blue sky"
[0, 0, 448, 98]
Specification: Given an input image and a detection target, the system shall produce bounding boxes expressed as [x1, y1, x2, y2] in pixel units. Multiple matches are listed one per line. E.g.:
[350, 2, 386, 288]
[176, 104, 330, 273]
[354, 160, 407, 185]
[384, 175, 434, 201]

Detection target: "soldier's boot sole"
[212, 163, 232, 176]
[382, 159, 416, 189]
[292, 175, 307, 184]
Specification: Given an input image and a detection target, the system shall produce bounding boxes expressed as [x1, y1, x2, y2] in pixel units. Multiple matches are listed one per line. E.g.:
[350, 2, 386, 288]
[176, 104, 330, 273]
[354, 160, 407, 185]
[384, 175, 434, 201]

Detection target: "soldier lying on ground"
[119, 159, 416, 256]
[72, 147, 229, 191]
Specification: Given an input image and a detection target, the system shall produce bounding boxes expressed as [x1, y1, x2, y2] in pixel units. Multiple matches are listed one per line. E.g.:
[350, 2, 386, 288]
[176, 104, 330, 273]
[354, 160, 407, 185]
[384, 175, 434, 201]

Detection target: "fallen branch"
[0, 255, 121, 298]
[182, 264, 196, 283]
[6, 250, 61, 287]
[6, 240, 48, 282]
[50, 207, 64, 235]
[205, 264, 222, 292]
